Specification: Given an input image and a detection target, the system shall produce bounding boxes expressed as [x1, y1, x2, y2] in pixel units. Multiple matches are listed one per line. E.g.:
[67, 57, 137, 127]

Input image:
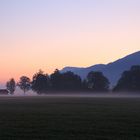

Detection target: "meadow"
[0, 94, 140, 139]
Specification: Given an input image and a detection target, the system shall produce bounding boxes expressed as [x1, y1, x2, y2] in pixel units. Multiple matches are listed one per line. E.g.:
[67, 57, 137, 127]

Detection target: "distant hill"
[61, 51, 140, 88]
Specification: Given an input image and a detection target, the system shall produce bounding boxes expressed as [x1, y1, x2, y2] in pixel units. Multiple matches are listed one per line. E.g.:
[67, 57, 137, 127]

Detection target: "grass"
[0, 95, 140, 139]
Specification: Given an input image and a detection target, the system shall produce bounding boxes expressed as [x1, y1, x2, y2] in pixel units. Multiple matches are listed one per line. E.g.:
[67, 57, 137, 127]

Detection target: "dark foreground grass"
[0, 95, 140, 140]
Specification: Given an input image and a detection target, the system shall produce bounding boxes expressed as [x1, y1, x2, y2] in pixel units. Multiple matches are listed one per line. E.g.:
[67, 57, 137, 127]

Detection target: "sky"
[0, 0, 140, 84]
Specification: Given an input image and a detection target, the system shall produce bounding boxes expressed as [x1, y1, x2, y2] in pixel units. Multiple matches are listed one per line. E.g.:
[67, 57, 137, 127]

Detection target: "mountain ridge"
[61, 51, 140, 88]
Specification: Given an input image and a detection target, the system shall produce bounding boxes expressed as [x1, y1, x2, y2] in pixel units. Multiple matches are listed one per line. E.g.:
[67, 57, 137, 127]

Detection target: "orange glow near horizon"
[0, 29, 140, 83]
[0, 0, 140, 84]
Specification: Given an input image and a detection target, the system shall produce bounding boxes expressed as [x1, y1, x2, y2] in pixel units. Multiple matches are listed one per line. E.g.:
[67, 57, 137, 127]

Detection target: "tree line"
[6, 65, 140, 95]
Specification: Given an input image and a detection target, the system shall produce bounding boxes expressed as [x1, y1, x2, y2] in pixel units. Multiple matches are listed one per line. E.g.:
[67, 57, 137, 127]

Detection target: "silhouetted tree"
[50, 69, 62, 90]
[113, 65, 140, 92]
[61, 71, 82, 91]
[6, 78, 16, 95]
[87, 71, 109, 92]
[32, 70, 50, 94]
[18, 76, 31, 95]
[50, 70, 82, 91]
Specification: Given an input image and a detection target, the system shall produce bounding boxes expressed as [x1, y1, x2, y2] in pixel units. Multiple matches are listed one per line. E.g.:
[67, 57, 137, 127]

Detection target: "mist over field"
[3, 90, 140, 98]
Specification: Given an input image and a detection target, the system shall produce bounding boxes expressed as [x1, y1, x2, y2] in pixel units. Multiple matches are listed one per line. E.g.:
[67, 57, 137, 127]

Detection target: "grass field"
[0, 95, 140, 140]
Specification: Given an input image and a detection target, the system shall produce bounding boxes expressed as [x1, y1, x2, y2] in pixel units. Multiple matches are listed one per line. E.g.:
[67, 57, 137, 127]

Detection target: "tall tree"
[61, 71, 82, 91]
[32, 70, 50, 94]
[50, 69, 62, 90]
[87, 71, 110, 92]
[18, 76, 31, 95]
[6, 78, 16, 95]
[50, 70, 82, 91]
[114, 65, 140, 92]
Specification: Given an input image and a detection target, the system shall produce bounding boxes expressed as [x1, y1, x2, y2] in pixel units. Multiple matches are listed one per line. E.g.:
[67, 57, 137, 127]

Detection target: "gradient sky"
[0, 0, 140, 83]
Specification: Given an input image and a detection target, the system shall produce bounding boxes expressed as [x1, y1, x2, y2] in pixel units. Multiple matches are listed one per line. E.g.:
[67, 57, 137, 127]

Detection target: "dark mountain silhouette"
[61, 51, 140, 88]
